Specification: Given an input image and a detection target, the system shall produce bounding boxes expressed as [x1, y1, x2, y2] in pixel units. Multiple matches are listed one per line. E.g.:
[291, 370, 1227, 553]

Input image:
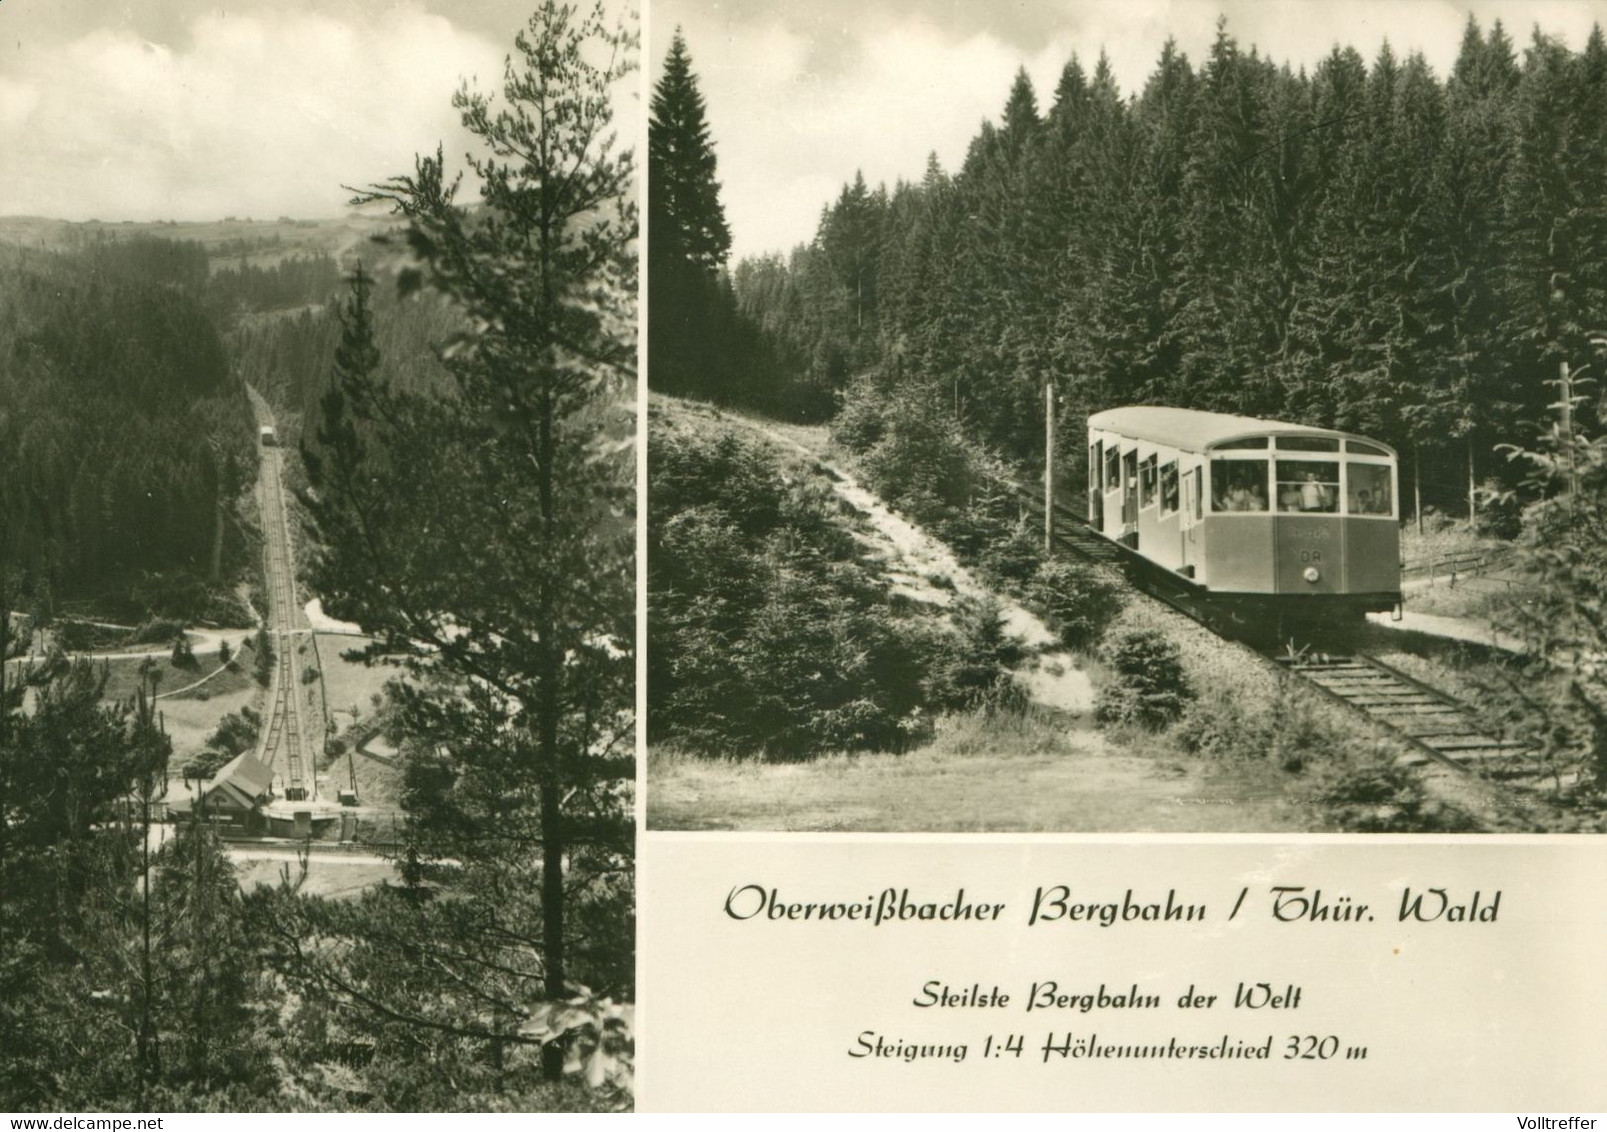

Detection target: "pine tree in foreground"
[296, 0, 636, 1094]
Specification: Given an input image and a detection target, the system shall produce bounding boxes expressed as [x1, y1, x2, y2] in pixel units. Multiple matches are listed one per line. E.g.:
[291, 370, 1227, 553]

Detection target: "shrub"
[735, 566, 928, 757]
[171, 634, 197, 668]
[1095, 628, 1193, 729]
[1176, 688, 1269, 760]
[520, 990, 634, 1099]
[1310, 745, 1480, 832]
[1482, 415, 1607, 793]
[859, 405, 973, 518]
[650, 429, 786, 538]
[127, 617, 186, 646]
[1028, 559, 1126, 649]
[830, 379, 888, 453]
[253, 627, 274, 687]
[1472, 477, 1523, 540]
[649, 412, 1047, 759]
[1263, 677, 1334, 773]
[186, 706, 261, 781]
[56, 620, 96, 651]
[977, 518, 1043, 587]
[1418, 506, 1457, 534]
[1177, 672, 1337, 771]
[923, 595, 1027, 714]
[186, 747, 234, 781]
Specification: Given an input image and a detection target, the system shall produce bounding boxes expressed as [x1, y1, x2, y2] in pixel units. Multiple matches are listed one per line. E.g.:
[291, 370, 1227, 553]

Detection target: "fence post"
[1044, 381, 1055, 554]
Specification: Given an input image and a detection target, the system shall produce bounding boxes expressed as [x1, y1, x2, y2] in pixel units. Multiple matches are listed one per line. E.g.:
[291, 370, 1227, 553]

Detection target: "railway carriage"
[1086, 406, 1401, 624]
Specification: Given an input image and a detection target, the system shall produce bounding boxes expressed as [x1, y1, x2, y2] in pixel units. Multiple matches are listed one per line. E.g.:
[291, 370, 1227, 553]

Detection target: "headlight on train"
[1303, 566, 1321, 583]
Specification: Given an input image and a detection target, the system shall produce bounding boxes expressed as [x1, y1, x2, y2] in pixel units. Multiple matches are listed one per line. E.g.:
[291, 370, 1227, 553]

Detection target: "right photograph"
[645, 0, 1607, 835]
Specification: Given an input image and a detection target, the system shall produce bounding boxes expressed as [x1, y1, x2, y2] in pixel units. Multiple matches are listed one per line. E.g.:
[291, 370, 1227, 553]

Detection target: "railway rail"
[255, 415, 315, 801]
[1021, 489, 1530, 779]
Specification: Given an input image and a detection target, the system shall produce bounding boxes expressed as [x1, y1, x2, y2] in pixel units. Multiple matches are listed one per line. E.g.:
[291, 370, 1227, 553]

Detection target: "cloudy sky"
[651, 0, 1607, 263]
[0, 0, 635, 222]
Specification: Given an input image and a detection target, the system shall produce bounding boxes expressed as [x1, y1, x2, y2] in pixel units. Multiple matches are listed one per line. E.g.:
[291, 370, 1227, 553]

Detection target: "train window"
[1160, 461, 1179, 515]
[1277, 436, 1339, 452]
[1276, 460, 1340, 512]
[1211, 458, 1269, 512]
[1217, 436, 1269, 449]
[1193, 468, 1203, 519]
[1139, 454, 1158, 508]
[1347, 462, 1393, 515]
[1090, 443, 1102, 489]
[1104, 445, 1120, 489]
[1348, 440, 1389, 456]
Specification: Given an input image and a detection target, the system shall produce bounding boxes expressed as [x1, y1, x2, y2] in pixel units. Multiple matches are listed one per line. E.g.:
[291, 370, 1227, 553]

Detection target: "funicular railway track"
[256, 427, 313, 801]
[1020, 489, 1528, 780]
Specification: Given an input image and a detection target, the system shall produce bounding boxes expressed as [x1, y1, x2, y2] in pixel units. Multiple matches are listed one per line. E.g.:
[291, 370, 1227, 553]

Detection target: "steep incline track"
[1276, 653, 1527, 771]
[248, 388, 317, 801]
[1025, 489, 1530, 780]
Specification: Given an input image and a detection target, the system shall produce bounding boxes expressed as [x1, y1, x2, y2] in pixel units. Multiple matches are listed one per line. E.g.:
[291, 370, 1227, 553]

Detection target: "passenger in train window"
[1225, 481, 1266, 512]
[1277, 461, 1339, 512]
[1299, 470, 1329, 512]
[1215, 459, 1268, 512]
[1347, 463, 1392, 514]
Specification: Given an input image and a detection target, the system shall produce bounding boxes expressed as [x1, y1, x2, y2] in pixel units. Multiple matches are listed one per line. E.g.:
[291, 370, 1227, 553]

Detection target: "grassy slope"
[650, 721, 1321, 833]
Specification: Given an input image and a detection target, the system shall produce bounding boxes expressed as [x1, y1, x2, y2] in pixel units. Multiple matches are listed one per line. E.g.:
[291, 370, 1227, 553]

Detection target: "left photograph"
[0, 0, 636, 1112]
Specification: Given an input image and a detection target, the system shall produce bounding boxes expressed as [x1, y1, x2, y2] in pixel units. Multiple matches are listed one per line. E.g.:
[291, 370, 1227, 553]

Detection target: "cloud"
[664, 10, 1076, 260]
[0, 6, 507, 220]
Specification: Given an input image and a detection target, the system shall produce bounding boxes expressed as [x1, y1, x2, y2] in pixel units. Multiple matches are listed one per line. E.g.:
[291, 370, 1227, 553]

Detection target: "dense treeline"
[208, 252, 342, 318]
[229, 274, 464, 450]
[0, 239, 258, 618]
[0, 646, 252, 1110]
[717, 18, 1607, 512]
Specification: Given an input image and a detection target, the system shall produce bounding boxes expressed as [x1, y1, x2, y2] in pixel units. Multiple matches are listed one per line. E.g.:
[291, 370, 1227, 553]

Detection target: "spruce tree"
[1429, 16, 1520, 514]
[649, 29, 731, 273]
[648, 29, 733, 399]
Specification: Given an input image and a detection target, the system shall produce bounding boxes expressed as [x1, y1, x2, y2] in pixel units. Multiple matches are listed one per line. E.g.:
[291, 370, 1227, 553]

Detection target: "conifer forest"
[657, 18, 1607, 507]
